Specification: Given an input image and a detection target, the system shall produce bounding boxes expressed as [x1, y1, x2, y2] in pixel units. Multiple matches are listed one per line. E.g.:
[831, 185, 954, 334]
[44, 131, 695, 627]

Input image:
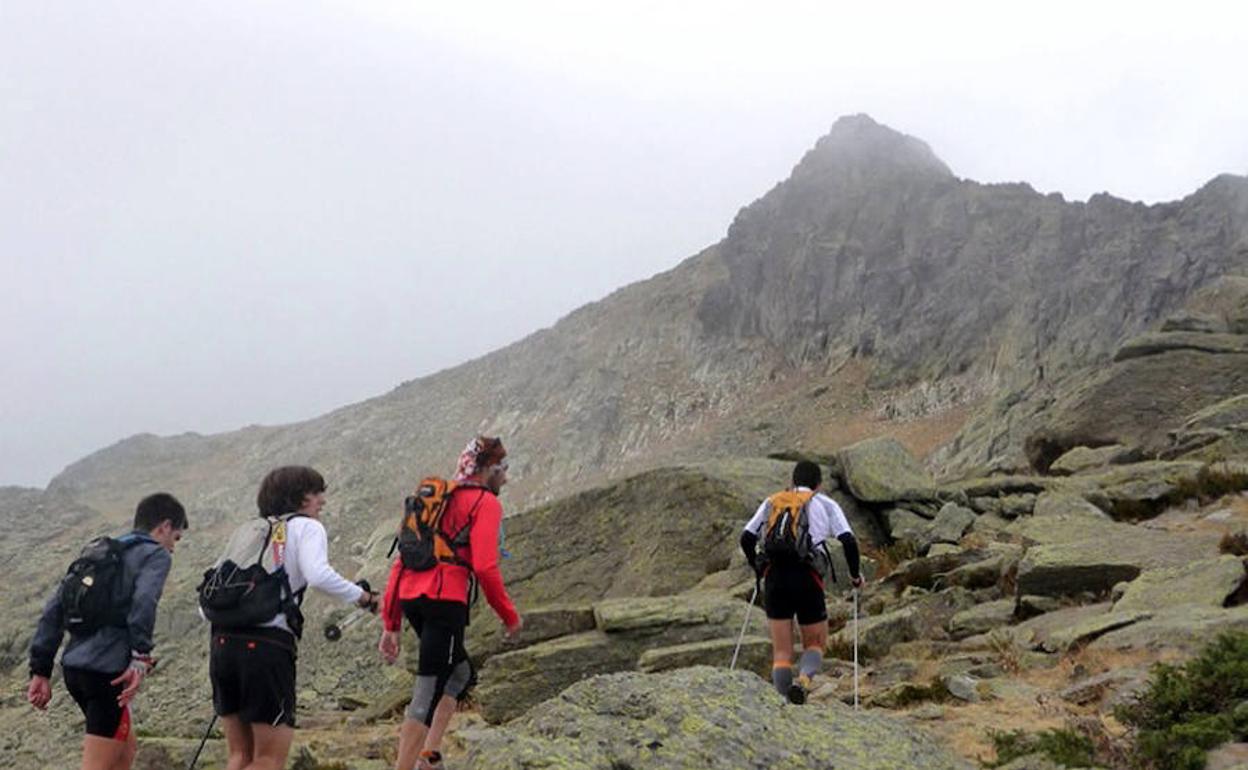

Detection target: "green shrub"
[985, 727, 1095, 768]
[1116, 630, 1248, 770]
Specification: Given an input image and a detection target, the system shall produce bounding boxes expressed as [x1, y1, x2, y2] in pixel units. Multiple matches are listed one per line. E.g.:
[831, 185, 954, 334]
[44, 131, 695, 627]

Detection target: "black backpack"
[197, 514, 307, 638]
[60, 535, 142, 636]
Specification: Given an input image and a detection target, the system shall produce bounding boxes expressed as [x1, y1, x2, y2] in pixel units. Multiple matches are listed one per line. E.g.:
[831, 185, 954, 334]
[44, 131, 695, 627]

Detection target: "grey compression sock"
[771, 665, 793, 696]
[798, 648, 822, 679]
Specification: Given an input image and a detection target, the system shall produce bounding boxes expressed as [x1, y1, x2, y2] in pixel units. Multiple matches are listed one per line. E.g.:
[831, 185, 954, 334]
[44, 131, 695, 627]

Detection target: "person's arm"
[295, 520, 365, 605]
[468, 495, 520, 630]
[380, 556, 405, 633]
[820, 495, 863, 585]
[740, 500, 769, 574]
[29, 588, 65, 680]
[127, 546, 172, 662]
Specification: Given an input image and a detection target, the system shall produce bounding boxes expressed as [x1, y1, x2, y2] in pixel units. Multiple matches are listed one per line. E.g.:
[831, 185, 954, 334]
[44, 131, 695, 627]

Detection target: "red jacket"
[381, 484, 519, 631]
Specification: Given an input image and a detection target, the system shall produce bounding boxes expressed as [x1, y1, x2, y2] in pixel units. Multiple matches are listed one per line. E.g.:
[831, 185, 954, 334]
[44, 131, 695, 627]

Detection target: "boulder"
[1016, 524, 1217, 597]
[1006, 603, 1114, 650]
[1180, 394, 1248, 432]
[928, 503, 977, 545]
[1114, 331, 1248, 362]
[949, 599, 1017, 640]
[593, 593, 761, 643]
[942, 673, 983, 702]
[1030, 491, 1110, 521]
[460, 667, 975, 770]
[885, 508, 932, 545]
[1049, 444, 1136, 475]
[837, 437, 938, 503]
[1059, 667, 1146, 705]
[1113, 555, 1247, 613]
[943, 541, 1023, 589]
[1089, 605, 1248, 653]
[476, 631, 639, 723]
[1040, 609, 1152, 652]
[637, 637, 771, 676]
[1078, 460, 1207, 518]
[830, 604, 923, 659]
[468, 603, 597, 663]
[1160, 311, 1228, 334]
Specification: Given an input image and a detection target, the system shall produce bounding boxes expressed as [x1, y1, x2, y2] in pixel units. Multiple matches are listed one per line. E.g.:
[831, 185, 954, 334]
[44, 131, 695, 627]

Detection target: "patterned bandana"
[453, 436, 507, 482]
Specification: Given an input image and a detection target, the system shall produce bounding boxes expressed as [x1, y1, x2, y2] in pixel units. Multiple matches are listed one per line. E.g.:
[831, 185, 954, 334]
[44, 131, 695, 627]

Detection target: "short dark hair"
[134, 493, 188, 531]
[257, 466, 326, 517]
[792, 460, 822, 490]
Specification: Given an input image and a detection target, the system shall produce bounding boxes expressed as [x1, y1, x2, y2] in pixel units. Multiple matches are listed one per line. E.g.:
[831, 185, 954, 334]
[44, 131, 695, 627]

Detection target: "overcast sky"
[3, 1, 1247, 488]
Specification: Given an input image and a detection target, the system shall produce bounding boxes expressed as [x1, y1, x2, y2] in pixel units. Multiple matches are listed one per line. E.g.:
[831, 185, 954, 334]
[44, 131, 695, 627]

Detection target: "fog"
[3, 1, 1247, 487]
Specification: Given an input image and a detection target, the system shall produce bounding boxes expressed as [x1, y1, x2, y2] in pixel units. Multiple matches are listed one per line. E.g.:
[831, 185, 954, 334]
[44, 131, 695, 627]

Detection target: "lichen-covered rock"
[461, 667, 975, 770]
[1089, 605, 1248, 653]
[1049, 444, 1136, 475]
[949, 599, 1016, 640]
[468, 604, 597, 663]
[637, 636, 770, 676]
[1113, 555, 1248, 613]
[1040, 609, 1152, 652]
[1077, 460, 1207, 518]
[1030, 491, 1111, 520]
[830, 605, 923, 659]
[1016, 524, 1217, 597]
[836, 437, 938, 503]
[1114, 331, 1248, 362]
[477, 594, 765, 723]
[928, 503, 977, 545]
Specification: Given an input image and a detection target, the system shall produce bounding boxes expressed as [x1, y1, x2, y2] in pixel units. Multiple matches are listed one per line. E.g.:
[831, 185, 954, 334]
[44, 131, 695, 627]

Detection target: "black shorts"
[63, 667, 130, 740]
[209, 628, 298, 727]
[763, 563, 827, 625]
[402, 597, 470, 678]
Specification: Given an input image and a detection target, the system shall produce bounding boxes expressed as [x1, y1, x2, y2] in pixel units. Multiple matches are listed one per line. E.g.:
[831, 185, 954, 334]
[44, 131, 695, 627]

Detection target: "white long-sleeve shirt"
[261, 516, 363, 634]
[742, 487, 853, 546]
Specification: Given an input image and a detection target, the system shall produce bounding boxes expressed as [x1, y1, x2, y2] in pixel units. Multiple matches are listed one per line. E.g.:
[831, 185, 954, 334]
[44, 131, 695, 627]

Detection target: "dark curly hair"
[257, 466, 326, 517]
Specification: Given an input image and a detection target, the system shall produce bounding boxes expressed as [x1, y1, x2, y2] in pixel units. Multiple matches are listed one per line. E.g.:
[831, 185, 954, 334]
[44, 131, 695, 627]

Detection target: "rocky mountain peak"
[794, 113, 953, 184]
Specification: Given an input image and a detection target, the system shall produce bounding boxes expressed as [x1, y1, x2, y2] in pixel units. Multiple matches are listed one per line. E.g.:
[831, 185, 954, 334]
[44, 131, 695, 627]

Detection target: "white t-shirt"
[742, 487, 853, 545]
[261, 516, 364, 634]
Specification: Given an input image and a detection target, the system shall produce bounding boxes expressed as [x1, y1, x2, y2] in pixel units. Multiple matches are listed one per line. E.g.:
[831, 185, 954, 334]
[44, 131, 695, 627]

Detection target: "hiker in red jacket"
[379, 436, 523, 770]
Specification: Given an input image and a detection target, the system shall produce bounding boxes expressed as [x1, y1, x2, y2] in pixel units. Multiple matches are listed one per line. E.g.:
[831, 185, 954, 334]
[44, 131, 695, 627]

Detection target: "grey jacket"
[29, 531, 172, 677]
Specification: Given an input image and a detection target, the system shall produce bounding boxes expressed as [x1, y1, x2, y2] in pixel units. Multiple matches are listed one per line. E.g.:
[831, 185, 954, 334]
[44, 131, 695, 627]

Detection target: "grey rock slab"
[461, 666, 976, 770]
[1113, 555, 1247, 613]
[1114, 330, 1248, 362]
[1050, 444, 1135, 475]
[637, 636, 771, 676]
[929, 503, 977, 544]
[1041, 609, 1152, 652]
[942, 673, 982, 702]
[949, 599, 1017, 640]
[1089, 605, 1248, 653]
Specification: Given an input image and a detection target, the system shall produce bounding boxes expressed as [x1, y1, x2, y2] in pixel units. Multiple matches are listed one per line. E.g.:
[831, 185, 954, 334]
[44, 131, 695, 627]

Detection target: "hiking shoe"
[416, 750, 443, 769]
[787, 674, 812, 705]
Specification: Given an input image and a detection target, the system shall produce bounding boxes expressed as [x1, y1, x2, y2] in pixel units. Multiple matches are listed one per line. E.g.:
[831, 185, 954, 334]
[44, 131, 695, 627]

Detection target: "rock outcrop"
[461, 667, 975, 770]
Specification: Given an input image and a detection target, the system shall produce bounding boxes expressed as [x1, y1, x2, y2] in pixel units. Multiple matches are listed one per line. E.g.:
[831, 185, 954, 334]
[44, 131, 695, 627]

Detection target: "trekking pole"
[186, 713, 217, 770]
[730, 581, 759, 671]
[852, 587, 860, 711]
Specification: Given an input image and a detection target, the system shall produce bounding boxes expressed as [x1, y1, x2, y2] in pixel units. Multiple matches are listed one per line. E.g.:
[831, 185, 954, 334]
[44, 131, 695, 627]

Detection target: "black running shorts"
[402, 597, 470, 678]
[63, 667, 130, 740]
[762, 563, 827, 625]
[209, 629, 298, 727]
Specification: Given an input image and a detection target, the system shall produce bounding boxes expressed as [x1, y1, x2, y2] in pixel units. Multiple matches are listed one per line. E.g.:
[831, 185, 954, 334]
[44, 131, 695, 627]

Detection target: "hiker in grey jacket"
[28, 493, 187, 770]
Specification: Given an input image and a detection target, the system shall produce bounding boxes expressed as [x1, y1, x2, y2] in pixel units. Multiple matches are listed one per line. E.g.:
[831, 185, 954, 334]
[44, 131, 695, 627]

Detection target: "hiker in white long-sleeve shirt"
[740, 460, 864, 704]
[207, 466, 377, 770]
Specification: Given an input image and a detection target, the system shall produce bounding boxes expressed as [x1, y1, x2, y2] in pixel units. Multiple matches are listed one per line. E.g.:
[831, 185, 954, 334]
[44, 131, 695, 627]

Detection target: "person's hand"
[357, 590, 380, 613]
[851, 575, 865, 590]
[27, 675, 51, 710]
[110, 664, 147, 707]
[378, 630, 401, 664]
[504, 616, 524, 640]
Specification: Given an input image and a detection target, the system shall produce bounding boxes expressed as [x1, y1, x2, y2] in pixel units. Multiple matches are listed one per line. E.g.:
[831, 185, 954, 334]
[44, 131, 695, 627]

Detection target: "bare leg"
[421, 694, 457, 757]
[80, 735, 127, 770]
[111, 728, 137, 770]
[395, 719, 429, 770]
[220, 715, 254, 770]
[767, 618, 796, 695]
[243, 722, 293, 770]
